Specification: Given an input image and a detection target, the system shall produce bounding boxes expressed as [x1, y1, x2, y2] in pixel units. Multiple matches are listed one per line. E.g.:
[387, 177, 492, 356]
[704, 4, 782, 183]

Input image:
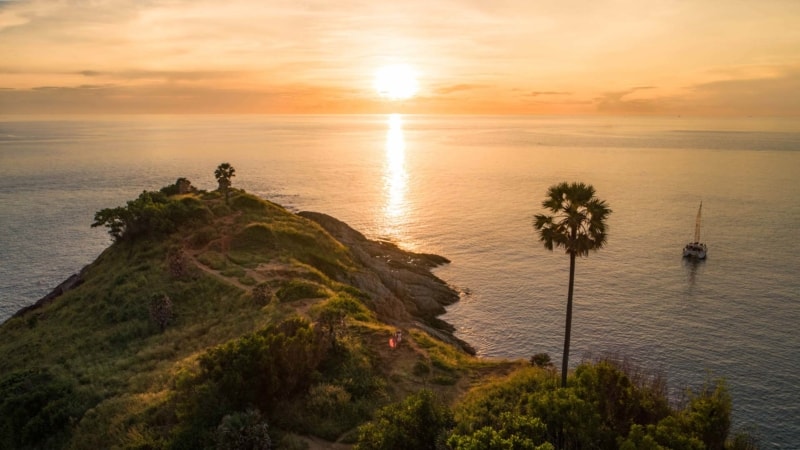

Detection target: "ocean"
[1, 114, 798, 447]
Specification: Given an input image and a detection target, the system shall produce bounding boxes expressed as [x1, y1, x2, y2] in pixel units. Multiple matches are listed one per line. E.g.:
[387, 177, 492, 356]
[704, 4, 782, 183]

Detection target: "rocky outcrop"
[299, 211, 475, 354]
[12, 267, 87, 319]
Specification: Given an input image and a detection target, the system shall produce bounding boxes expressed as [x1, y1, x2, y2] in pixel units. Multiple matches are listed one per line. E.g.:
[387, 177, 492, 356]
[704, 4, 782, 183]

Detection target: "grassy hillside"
[0, 178, 755, 449]
[0, 182, 517, 449]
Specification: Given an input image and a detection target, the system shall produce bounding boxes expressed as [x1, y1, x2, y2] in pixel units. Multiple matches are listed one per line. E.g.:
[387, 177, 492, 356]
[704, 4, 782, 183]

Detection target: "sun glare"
[374, 64, 419, 100]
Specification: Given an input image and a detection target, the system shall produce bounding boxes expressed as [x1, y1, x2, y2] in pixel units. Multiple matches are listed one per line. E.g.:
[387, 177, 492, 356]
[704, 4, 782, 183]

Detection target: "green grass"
[276, 279, 330, 303]
[3, 188, 742, 449]
[0, 190, 374, 448]
[197, 250, 228, 270]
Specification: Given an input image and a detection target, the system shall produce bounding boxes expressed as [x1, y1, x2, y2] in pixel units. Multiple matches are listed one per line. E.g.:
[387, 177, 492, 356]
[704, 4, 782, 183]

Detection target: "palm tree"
[533, 182, 611, 387]
[214, 162, 236, 204]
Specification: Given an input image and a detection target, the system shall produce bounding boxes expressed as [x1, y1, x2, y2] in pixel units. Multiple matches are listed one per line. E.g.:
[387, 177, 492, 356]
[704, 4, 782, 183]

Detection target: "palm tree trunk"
[561, 250, 576, 388]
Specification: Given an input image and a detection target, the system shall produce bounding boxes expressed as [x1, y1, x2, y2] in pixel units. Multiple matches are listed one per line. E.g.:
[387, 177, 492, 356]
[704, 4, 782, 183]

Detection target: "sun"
[374, 64, 419, 100]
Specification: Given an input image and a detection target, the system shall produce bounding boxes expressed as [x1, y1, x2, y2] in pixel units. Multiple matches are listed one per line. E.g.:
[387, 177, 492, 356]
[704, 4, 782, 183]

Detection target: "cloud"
[434, 84, 485, 95]
[688, 72, 800, 116]
[593, 72, 800, 116]
[0, 1, 31, 31]
[594, 86, 668, 114]
[75, 69, 246, 83]
[525, 91, 571, 97]
[0, 82, 377, 114]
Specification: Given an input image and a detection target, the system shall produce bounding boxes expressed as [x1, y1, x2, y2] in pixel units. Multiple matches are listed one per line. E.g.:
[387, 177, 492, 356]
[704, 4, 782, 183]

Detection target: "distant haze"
[1, 0, 800, 116]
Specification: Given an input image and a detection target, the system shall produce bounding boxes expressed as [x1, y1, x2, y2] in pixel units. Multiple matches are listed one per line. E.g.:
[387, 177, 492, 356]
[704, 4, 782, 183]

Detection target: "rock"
[299, 211, 474, 354]
[13, 266, 87, 318]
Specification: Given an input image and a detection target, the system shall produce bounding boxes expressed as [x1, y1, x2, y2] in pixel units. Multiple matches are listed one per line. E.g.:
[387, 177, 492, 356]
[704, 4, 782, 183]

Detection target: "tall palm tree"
[533, 182, 611, 387]
[214, 162, 236, 204]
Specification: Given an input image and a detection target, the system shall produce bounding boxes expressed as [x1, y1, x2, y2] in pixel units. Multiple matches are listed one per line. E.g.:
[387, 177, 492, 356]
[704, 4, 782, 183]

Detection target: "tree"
[533, 182, 611, 388]
[214, 162, 236, 204]
[149, 293, 174, 332]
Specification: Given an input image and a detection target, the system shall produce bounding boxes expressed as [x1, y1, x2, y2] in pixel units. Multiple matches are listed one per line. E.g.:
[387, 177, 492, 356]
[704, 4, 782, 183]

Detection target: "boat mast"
[694, 201, 703, 243]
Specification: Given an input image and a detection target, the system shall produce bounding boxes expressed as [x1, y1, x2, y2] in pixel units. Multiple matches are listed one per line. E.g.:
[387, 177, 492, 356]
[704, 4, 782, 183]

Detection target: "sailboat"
[683, 202, 708, 259]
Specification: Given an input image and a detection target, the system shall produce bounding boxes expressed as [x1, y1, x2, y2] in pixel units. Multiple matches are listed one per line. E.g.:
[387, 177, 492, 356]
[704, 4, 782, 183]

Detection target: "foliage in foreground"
[355, 360, 750, 450]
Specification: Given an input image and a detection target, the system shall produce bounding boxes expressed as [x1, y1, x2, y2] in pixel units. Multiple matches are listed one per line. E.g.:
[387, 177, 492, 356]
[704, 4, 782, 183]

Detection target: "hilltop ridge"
[0, 180, 498, 448]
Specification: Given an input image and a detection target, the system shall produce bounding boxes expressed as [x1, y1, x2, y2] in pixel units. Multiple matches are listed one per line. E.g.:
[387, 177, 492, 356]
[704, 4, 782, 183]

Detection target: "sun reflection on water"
[382, 113, 408, 235]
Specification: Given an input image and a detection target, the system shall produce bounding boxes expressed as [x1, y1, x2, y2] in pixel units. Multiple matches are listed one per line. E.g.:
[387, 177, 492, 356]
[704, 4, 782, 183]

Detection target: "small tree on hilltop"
[149, 293, 174, 332]
[214, 163, 236, 204]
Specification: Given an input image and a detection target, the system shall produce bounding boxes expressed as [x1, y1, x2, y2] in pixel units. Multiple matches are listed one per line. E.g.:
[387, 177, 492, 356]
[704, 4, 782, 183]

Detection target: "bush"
[215, 409, 272, 450]
[190, 226, 218, 248]
[306, 383, 352, 416]
[231, 223, 276, 252]
[451, 361, 739, 450]
[447, 412, 553, 450]
[276, 279, 329, 302]
[170, 317, 328, 448]
[92, 190, 210, 242]
[0, 369, 97, 449]
[167, 248, 190, 278]
[149, 293, 174, 332]
[354, 390, 454, 450]
[197, 251, 228, 270]
[252, 283, 273, 305]
[530, 353, 553, 368]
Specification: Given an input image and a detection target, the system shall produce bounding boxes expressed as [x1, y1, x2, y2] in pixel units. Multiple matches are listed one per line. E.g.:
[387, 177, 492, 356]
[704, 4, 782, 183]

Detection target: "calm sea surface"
[1, 115, 798, 447]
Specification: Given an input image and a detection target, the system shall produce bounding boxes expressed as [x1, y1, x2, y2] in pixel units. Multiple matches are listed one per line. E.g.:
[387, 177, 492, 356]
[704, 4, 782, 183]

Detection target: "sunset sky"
[1, 0, 799, 115]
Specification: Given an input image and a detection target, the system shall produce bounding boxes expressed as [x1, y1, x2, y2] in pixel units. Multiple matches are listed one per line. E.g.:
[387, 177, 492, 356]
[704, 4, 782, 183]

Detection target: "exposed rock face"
[13, 267, 87, 318]
[299, 211, 475, 354]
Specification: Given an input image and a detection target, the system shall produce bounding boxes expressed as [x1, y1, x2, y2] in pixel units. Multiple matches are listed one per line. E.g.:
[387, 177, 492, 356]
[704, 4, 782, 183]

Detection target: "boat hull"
[683, 242, 707, 259]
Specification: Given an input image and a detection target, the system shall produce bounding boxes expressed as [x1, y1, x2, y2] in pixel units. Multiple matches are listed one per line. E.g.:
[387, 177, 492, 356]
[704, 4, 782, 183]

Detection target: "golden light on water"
[383, 113, 407, 223]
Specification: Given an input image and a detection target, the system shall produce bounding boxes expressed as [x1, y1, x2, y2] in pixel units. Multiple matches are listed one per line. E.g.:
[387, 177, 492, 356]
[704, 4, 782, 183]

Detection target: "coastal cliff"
[14, 203, 473, 355]
[298, 211, 473, 354]
[0, 184, 491, 448]
[0, 180, 744, 449]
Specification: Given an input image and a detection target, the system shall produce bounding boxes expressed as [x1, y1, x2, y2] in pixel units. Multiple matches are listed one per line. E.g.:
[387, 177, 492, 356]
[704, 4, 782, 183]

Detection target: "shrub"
[167, 248, 189, 278]
[172, 317, 327, 445]
[354, 390, 454, 450]
[447, 412, 552, 450]
[149, 293, 174, 332]
[231, 223, 276, 252]
[231, 194, 271, 214]
[197, 251, 227, 270]
[306, 383, 352, 415]
[92, 190, 210, 242]
[530, 353, 553, 368]
[252, 283, 273, 305]
[0, 369, 97, 449]
[190, 226, 218, 248]
[276, 279, 328, 302]
[215, 409, 272, 450]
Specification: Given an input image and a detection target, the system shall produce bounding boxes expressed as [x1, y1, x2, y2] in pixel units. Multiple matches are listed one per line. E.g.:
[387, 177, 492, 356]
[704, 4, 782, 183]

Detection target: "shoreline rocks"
[299, 211, 475, 354]
[12, 266, 87, 319]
